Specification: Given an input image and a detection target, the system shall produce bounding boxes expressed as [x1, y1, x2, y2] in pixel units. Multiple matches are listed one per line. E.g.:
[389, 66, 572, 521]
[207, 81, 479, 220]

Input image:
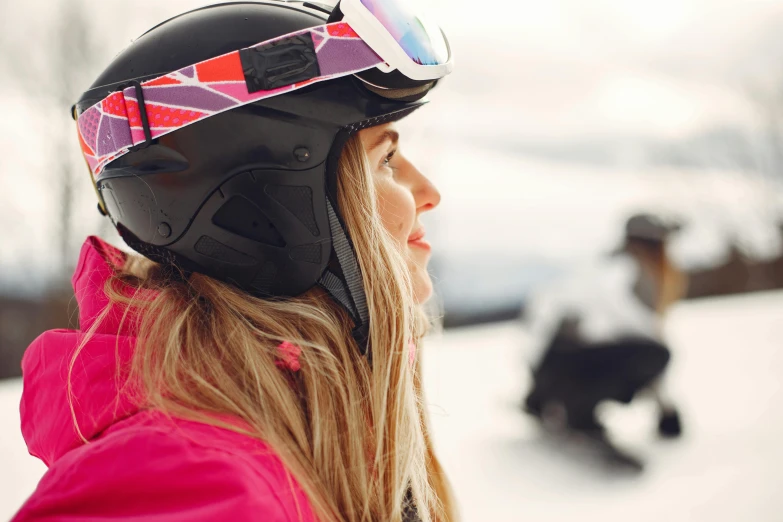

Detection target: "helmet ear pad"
[105, 164, 332, 297]
[171, 165, 331, 297]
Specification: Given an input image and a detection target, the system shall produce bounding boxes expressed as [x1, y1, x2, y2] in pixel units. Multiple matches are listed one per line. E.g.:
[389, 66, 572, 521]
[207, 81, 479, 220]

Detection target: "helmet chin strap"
[316, 111, 421, 361]
[318, 197, 371, 358]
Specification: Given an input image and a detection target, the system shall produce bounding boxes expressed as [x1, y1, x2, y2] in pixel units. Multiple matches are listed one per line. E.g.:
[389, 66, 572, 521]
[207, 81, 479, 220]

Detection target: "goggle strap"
[77, 22, 383, 177]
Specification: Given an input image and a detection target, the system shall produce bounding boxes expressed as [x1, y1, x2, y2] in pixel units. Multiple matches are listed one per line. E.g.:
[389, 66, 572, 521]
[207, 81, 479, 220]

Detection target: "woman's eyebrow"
[368, 130, 399, 152]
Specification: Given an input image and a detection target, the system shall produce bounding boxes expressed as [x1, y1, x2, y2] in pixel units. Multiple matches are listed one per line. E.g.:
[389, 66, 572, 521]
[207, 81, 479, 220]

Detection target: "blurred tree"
[0, 0, 109, 288]
[739, 19, 783, 190]
[748, 82, 783, 184]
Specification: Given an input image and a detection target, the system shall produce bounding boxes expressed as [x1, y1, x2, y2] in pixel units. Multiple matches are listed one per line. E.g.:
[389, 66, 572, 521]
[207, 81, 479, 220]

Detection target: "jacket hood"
[20, 237, 142, 466]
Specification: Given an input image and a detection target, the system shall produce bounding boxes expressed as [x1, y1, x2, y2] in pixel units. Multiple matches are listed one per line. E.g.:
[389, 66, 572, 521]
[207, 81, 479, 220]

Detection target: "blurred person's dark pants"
[526, 333, 670, 432]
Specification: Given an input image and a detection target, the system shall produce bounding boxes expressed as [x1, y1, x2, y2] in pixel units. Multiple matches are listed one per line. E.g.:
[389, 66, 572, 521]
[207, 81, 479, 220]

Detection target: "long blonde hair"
[75, 135, 457, 521]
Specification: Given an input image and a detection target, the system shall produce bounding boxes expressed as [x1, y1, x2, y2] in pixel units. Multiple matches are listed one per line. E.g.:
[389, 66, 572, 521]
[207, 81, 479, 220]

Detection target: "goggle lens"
[360, 0, 450, 66]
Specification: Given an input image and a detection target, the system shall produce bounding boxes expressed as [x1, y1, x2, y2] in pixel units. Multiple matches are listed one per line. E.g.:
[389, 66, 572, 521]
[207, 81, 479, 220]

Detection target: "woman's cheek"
[375, 180, 415, 247]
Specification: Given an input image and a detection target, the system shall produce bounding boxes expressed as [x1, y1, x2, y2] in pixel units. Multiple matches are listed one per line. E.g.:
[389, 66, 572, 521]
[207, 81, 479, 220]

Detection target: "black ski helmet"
[74, 1, 443, 352]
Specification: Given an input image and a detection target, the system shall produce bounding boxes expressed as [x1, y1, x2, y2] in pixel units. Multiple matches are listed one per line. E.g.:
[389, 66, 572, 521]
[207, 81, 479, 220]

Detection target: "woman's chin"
[412, 271, 434, 304]
[406, 249, 434, 304]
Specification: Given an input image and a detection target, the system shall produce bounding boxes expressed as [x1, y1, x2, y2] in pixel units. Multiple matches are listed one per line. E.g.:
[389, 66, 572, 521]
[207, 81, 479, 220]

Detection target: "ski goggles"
[338, 0, 451, 80]
[76, 0, 453, 178]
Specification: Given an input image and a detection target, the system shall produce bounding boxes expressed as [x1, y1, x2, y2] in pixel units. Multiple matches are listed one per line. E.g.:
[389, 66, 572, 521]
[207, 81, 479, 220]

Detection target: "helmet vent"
[265, 184, 320, 236]
[290, 243, 323, 264]
[194, 235, 257, 266]
[251, 261, 278, 294]
[212, 196, 286, 247]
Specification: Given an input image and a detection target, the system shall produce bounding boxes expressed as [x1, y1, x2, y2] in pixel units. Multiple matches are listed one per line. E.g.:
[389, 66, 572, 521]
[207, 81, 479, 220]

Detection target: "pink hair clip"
[275, 341, 302, 372]
[275, 340, 414, 373]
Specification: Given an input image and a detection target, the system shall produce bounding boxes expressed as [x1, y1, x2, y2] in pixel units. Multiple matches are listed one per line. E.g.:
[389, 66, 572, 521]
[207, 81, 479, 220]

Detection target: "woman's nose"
[404, 158, 441, 213]
[417, 175, 441, 214]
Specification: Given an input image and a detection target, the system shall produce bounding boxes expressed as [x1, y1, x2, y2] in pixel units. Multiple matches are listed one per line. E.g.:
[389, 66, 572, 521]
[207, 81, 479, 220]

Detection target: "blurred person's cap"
[625, 213, 683, 243]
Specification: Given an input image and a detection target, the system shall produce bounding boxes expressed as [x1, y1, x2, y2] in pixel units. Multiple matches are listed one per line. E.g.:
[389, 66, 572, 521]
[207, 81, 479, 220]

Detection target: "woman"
[15, 2, 457, 521]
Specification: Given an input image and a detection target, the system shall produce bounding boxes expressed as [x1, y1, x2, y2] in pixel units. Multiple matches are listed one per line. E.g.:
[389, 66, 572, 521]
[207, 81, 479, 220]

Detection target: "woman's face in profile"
[358, 123, 441, 303]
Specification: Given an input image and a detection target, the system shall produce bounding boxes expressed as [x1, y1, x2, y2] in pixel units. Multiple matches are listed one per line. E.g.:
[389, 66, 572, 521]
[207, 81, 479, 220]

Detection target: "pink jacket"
[14, 237, 318, 521]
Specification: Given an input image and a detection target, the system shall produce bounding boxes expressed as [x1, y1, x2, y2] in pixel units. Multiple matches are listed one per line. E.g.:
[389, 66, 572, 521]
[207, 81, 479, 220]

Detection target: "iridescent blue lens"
[360, 0, 449, 66]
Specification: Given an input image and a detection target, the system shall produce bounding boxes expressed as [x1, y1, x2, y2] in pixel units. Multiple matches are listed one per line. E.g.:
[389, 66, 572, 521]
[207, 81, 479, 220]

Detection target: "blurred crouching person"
[522, 213, 687, 463]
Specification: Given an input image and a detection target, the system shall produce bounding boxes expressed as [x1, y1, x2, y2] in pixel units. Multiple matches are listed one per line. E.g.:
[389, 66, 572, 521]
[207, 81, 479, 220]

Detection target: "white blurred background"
[3, 0, 783, 292]
[2, 0, 783, 520]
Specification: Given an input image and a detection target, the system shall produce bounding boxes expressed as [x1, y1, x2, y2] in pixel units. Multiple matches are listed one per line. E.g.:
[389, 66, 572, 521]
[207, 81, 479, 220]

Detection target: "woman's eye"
[382, 149, 397, 167]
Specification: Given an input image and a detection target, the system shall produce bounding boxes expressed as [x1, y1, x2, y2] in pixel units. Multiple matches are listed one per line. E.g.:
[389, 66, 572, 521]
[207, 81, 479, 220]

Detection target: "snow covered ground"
[423, 291, 783, 521]
[2, 291, 782, 520]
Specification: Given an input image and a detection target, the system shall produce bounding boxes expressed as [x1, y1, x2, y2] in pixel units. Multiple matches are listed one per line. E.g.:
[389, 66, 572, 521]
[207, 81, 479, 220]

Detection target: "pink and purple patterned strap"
[77, 22, 383, 178]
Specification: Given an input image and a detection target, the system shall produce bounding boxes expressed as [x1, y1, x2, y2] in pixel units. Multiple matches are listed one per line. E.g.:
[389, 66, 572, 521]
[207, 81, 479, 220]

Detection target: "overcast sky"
[431, 0, 783, 140]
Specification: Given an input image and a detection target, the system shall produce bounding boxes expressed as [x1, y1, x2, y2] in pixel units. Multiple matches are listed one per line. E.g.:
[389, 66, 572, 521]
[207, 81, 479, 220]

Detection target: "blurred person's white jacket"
[524, 253, 662, 364]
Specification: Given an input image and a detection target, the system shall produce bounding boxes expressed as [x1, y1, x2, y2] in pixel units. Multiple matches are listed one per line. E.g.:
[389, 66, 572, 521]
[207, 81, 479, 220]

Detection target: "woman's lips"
[408, 228, 431, 251]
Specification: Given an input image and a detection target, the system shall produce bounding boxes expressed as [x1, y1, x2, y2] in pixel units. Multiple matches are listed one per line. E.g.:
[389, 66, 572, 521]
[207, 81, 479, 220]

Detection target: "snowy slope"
[423, 291, 783, 522]
[0, 379, 46, 519]
[2, 291, 782, 521]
